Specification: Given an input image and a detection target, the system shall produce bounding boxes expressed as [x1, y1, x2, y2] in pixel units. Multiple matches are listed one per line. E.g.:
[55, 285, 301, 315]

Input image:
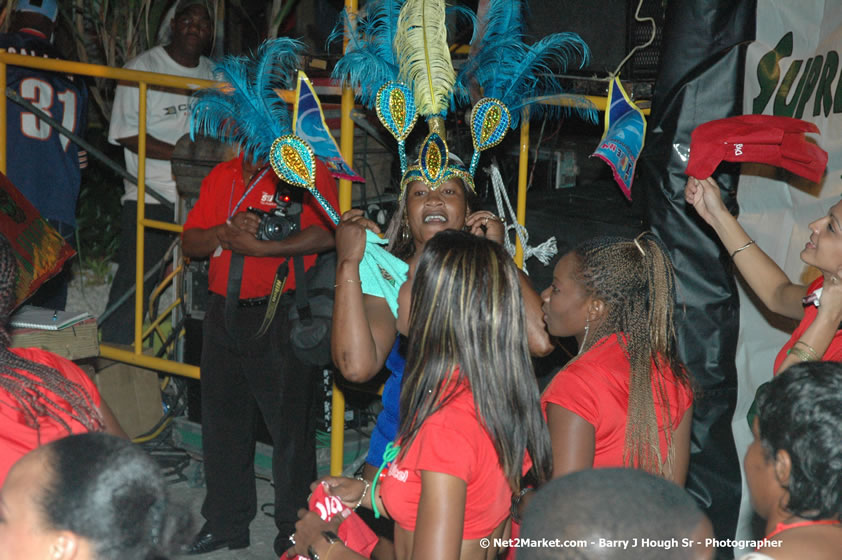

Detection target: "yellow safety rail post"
[331, 0, 358, 477]
[0, 51, 228, 379]
[135, 82, 147, 352]
[515, 111, 530, 268]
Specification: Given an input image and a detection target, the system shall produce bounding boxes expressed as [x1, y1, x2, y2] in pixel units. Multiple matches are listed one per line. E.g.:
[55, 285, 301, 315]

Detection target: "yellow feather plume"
[394, 0, 455, 118]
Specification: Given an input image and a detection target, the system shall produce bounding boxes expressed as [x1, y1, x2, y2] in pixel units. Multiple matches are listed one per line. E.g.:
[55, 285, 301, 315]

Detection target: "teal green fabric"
[359, 230, 408, 318]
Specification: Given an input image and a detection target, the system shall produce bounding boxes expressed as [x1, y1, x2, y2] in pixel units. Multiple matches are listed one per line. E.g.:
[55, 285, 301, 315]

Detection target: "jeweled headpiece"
[331, 0, 596, 198]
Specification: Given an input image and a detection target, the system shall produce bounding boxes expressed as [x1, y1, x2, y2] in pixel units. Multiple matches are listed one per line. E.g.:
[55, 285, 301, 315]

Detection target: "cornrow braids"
[0, 235, 103, 438]
[573, 233, 690, 477]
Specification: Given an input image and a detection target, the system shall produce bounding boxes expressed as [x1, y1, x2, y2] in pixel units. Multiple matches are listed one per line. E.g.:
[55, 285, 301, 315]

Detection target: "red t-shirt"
[380, 377, 510, 540]
[773, 277, 842, 374]
[182, 155, 338, 299]
[0, 347, 102, 486]
[541, 334, 693, 469]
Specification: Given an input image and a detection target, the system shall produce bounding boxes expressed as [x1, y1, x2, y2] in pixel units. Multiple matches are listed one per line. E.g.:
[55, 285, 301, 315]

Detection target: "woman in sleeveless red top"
[739, 362, 842, 560]
[686, 176, 842, 376]
[289, 232, 552, 560]
[539, 235, 693, 484]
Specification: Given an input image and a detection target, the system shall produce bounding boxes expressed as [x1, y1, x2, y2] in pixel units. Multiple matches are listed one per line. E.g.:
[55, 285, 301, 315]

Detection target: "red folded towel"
[685, 114, 827, 183]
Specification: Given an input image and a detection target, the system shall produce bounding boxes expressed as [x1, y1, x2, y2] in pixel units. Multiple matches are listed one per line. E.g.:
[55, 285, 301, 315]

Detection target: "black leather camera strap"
[225, 251, 289, 340]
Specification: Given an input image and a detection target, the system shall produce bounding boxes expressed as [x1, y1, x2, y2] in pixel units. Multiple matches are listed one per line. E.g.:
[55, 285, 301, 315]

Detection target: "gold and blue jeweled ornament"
[469, 97, 511, 174]
[376, 82, 418, 175]
[269, 134, 340, 223]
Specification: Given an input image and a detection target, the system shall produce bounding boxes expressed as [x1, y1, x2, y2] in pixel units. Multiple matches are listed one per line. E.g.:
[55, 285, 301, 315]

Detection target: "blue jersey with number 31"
[0, 30, 88, 227]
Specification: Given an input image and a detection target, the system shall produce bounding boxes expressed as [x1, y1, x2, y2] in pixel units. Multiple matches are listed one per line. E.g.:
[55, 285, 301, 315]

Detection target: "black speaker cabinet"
[526, 0, 665, 80]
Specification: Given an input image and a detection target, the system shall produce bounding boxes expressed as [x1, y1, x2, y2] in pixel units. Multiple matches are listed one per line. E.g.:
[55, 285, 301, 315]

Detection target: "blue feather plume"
[329, 0, 405, 109]
[190, 38, 305, 163]
[454, 0, 523, 104]
[456, 0, 596, 126]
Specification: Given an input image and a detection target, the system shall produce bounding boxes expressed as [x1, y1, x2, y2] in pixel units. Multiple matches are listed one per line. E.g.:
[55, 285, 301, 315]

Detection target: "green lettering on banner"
[753, 32, 793, 114]
[814, 51, 838, 117]
[795, 54, 822, 118]
[774, 58, 809, 117]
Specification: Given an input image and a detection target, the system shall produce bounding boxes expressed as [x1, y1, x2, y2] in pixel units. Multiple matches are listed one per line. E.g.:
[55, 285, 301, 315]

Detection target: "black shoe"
[185, 528, 250, 555]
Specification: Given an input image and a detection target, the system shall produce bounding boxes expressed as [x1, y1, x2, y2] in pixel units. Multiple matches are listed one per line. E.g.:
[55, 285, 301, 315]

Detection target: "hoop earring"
[578, 317, 590, 355]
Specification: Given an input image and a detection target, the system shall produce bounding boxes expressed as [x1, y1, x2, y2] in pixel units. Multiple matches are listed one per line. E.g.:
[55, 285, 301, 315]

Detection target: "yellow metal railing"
[0, 51, 289, 379]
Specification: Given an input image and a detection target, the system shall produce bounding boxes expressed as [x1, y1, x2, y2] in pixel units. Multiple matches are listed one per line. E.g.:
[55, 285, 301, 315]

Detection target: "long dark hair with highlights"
[571, 234, 690, 476]
[397, 230, 553, 489]
[0, 234, 103, 437]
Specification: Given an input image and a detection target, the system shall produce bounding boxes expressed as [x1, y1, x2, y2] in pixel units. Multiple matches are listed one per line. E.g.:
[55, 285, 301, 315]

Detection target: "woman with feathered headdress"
[330, 0, 591, 487]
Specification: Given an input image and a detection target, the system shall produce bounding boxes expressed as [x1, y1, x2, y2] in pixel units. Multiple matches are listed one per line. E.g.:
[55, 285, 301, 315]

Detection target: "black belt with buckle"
[238, 295, 269, 308]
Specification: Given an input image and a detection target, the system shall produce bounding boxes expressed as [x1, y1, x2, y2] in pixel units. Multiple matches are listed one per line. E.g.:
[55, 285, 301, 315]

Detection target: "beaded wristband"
[510, 487, 534, 523]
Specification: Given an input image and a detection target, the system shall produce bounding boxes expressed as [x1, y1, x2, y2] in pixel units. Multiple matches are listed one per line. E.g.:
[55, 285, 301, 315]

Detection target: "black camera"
[248, 186, 301, 241]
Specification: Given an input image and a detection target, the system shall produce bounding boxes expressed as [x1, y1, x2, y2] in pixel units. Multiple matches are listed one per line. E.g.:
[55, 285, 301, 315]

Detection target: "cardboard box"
[93, 357, 163, 438]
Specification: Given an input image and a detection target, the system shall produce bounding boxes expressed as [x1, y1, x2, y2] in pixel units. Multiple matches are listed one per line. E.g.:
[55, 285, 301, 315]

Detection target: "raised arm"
[684, 176, 807, 319]
[331, 210, 398, 383]
[465, 210, 553, 357]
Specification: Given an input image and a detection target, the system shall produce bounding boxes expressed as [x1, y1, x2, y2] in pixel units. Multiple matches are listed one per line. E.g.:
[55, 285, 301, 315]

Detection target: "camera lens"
[262, 216, 294, 241]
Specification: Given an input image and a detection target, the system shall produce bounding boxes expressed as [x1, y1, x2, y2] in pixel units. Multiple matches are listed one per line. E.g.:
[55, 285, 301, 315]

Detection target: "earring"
[401, 213, 411, 242]
[578, 317, 590, 356]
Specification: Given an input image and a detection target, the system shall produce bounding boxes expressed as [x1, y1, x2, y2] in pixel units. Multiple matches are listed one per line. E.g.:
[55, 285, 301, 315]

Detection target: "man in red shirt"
[181, 152, 336, 555]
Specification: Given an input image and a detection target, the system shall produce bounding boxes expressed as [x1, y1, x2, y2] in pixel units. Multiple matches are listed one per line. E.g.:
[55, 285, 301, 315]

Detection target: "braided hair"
[572, 234, 690, 477]
[0, 235, 103, 438]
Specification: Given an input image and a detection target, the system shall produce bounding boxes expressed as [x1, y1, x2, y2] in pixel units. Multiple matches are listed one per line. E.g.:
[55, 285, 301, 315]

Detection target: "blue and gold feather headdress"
[332, 0, 596, 197]
[190, 38, 339, 223]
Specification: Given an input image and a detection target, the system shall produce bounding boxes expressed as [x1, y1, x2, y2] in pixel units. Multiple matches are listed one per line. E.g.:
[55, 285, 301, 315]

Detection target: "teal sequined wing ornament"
[376, 82, 419, 176]
[270, 135, 340, 224]
[469, 97, 511, 175]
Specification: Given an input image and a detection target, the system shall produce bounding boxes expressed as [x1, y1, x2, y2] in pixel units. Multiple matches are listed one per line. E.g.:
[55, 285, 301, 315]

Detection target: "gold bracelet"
[324, 541, 339, 560]
[334, 279, 359, 288]
[793, 341, 820, 360]
[787, 347, 814, 362]
[731, 240, 756, 259]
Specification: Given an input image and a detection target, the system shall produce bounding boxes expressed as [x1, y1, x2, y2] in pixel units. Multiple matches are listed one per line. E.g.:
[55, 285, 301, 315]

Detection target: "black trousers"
[199, 293, 319, 549]
[100, 202, 175, 345]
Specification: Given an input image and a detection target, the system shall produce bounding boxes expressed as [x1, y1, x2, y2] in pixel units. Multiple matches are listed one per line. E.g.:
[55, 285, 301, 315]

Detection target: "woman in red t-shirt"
[0, 235, 125, 485]
[685, 176, 842, 375]
[289, 231, 552, 560]
[539, 235, 694, 485]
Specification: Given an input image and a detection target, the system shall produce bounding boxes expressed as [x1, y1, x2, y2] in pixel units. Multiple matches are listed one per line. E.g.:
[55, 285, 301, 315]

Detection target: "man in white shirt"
[101, 0, 214, 344]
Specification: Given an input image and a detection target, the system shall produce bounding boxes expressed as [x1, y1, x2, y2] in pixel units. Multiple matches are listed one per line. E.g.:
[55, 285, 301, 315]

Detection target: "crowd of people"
[2, 0, 842, 559]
